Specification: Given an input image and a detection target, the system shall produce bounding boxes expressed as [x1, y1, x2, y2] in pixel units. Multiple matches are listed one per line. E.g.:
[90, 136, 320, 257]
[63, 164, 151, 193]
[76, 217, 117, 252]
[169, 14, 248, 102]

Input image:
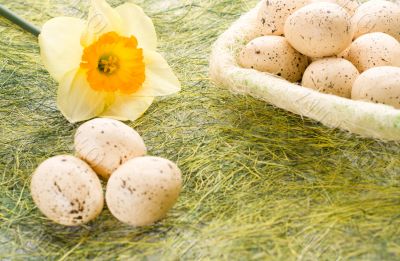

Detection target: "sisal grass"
[1, 0, 400, 260]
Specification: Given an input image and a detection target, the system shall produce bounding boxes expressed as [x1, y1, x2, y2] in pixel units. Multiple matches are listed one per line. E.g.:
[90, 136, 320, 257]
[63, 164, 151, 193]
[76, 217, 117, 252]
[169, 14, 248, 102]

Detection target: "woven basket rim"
[209, 1, 400, 141]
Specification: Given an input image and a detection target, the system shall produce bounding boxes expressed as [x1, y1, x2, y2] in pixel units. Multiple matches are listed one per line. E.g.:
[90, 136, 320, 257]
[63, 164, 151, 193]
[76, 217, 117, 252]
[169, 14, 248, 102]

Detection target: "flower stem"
[0, 4, 41, 37]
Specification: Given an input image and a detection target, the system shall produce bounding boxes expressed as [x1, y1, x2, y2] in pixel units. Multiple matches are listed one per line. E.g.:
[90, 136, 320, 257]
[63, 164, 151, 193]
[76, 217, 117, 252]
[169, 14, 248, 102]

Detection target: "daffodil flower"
[39, 0, 180, 123]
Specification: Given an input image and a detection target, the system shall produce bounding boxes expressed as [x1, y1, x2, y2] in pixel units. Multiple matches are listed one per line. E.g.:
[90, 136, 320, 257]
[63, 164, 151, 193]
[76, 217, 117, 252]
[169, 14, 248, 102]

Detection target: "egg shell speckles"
[352, 66, 400, 109]
[30, 155, 104, 226]
[255, 0, 309, 36]
[106, 156, 182, 227]
[351, 0, 400, 41]
[238, 35, 309, 82]
[74, 118, 147, 180]
[302, 58, 359, 98]
[345, 32, 400, 73]
[337, 46, 350, 59]
[310, 0, 359, 15]
[284, 2, 352, 58]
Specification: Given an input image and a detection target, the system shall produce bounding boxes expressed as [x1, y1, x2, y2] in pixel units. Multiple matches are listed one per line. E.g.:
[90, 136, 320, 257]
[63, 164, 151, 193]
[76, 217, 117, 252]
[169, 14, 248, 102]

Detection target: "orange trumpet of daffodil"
[39, 0, 180, 123]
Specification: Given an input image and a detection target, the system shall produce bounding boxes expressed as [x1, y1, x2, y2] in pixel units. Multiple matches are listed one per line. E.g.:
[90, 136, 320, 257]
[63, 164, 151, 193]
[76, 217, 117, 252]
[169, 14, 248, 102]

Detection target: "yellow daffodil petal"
[134, 50, 181, 97]
[101, 94, 154, 121]
[58, 69, 106, 123]
[115, 3, 157, 50]
[39, 17, 85, 82]
[81, 0, 123, 46]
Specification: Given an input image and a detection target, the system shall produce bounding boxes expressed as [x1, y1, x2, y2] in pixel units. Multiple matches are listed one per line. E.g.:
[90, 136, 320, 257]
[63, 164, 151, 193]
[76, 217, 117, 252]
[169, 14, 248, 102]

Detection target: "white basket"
[209, 1, 400, 141]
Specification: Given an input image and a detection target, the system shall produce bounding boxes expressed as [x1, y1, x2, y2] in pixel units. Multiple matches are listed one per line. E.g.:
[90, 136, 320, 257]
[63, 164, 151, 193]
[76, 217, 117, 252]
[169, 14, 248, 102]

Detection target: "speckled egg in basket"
[210, 0, 400, 141]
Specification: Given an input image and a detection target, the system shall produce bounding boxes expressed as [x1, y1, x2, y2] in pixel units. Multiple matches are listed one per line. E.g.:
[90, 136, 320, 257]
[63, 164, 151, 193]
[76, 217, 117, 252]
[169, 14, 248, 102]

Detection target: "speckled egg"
[310, 0, 359, 15]
[30, 155, 104, 226]
[74, 118, 146, 180]
[352, 66, 400, 108]
[284, 2, 353, 58]
[106, 156, 182, 226]
[345, 32, 400, 73]
[351, 0, 400, 41]
[302, 58, 359, 98]
[238, 35, 309, 82]
[255, 0, 309, 36]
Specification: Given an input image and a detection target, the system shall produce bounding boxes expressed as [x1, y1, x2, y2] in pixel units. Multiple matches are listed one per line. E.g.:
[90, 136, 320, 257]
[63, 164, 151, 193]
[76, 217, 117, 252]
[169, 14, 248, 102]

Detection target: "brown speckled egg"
[352, 66, 400, 108]
[106, 156, 182, 227]
[30, 155, 104, 226]
[74, 118, 146, 180]
[284, 2, 353, 58]
[345, 32, 400, 73]
[302, 58, 359, 98]
[255, 0, 309, 36]
[238, 36, 309, 82]
[310, 0, 359, 15]
[351, 0, 400, 41]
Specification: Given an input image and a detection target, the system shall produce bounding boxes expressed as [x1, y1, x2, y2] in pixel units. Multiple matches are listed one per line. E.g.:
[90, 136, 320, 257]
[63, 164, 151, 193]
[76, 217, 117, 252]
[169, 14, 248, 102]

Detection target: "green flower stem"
[0, 4, 41, 37]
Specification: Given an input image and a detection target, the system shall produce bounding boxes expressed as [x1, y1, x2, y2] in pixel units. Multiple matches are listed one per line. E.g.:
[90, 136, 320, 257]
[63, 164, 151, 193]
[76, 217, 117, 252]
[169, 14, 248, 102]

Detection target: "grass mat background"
[1, 0, 400, 260]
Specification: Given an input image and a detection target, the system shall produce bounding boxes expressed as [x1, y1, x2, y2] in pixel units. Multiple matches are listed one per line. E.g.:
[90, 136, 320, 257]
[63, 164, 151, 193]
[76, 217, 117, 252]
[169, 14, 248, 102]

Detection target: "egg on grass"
[30, 155, 104, 226]
[74, 118, 147, 180]
[106, 156, 182, 227]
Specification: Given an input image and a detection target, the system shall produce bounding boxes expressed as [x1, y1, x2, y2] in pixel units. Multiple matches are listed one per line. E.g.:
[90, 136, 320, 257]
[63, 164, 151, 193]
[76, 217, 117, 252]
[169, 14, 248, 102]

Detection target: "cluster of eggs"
[238, 0, 400, 108]
[30, 118, 182, 227]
